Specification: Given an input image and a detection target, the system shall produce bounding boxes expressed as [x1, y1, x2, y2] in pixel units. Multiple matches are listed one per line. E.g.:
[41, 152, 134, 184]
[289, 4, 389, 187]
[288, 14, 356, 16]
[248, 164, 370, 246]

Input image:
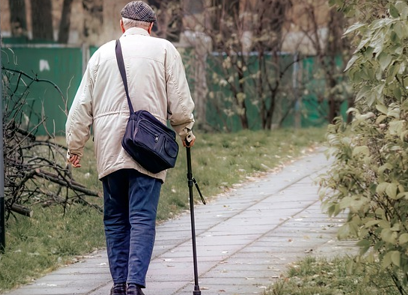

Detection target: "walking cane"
[185, 140, 206, 295]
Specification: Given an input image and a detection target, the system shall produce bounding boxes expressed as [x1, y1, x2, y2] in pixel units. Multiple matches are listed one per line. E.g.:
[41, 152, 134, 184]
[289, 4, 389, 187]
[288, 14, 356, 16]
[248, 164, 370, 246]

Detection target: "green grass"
[266, 255, 403, 295]
[1, 206, 104, 291]
[0, 128, 326, 293]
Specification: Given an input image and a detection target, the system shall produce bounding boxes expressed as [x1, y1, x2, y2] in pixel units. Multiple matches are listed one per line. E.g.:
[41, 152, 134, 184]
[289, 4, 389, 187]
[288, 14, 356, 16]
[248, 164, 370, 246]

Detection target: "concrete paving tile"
[246, 201, 314, 210]
[195, 234, 259, 246]
[208, 262, 278, 272]
[3, 289, 81, 295]
[204, 226, 272, 235]
[202, 268, 277, 279]
[193, 276, 271, 286]
[238, 245, 318, 254]
[155, 227, 191, 234]
[177, 278, 277, 295]
[220, 259, 288, 268]
[256, 232, 326, 240]
[44, 273, 111, 281]
[229, 208, 303, 219]
[229, 251, 279, 261]
[153, 255, 220, 263]
[176, 286, 267, 295]
[88, 283, 111, 295]
[49, 265, 109, 275]
[142, 281, 187, 295]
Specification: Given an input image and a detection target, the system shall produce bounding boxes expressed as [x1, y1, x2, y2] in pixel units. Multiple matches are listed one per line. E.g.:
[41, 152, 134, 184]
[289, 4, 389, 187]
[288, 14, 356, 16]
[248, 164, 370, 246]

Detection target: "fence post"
[293, 52, 301, 129]
[0, 23, 5, 253]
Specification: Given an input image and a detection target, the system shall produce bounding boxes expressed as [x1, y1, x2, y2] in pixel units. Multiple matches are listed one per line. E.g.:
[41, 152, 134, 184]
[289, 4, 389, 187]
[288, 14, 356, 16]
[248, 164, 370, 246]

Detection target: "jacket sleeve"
[65, 63, 94, 158]
[166, 48, 195, 140]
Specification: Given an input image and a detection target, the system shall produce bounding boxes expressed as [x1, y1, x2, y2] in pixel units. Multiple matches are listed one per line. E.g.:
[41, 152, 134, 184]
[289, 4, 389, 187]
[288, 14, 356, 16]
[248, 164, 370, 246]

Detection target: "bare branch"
[2, 66, 100, 218]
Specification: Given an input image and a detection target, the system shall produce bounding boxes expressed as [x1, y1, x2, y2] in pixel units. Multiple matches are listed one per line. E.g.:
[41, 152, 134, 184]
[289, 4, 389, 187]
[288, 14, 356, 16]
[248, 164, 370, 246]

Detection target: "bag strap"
[115, 39, 134, 114]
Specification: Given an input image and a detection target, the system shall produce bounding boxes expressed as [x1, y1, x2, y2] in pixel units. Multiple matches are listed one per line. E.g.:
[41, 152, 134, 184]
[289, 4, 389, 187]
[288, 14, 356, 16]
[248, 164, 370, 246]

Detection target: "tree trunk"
[237, 55, 249, 129]
[255, 0, 292, 130]
[9, 0, 27, 37]
[181, 0, 210, 126]
[149, 1, 182, 42]
[258, 52, 266, 129]
[31, 0, 54, 41]
[327, 72, 339, 123]
[326, 8, 346, 123]
[82, 0, 103, 45]
[58, 0, 74, 43]
[239, 111, 249, 130]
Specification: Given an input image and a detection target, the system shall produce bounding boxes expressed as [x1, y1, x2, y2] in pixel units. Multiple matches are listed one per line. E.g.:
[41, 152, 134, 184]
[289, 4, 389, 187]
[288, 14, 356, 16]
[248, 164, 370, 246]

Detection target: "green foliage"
[329, 0, 390, 21]
[320, 0, 408, 292]
[267, 255, 402, 295]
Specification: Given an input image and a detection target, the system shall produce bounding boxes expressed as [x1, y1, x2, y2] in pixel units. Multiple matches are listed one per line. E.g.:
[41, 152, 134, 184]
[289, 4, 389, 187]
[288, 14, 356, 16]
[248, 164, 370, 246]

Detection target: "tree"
[298, 0, 351, 123]
[31, 0, 54, 41]
[149, 0, 182, 42]
[58, 0, 75, 43]
[253, 0, 294, 130]
[320, 1, 408, 293]
[82, 0, 103, 45]
[11, 0, 74, 44]
[203, 0, 295, 130]
[180, 0, 210, 127]
[8, 0, 27, 38]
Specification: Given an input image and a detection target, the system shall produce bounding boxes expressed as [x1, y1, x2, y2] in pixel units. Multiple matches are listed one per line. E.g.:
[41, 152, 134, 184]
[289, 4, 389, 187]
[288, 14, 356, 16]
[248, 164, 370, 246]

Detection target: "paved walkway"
[4, 149, 356, 295]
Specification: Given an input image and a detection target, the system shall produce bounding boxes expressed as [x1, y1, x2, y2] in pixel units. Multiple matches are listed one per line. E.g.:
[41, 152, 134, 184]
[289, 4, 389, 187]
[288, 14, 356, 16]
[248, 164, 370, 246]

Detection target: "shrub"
[320, 1, 408, 292]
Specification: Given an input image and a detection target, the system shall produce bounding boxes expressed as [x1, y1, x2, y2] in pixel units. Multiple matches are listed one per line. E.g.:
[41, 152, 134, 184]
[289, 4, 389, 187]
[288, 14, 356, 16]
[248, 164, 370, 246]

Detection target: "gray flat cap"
[121, 1, 156, 23]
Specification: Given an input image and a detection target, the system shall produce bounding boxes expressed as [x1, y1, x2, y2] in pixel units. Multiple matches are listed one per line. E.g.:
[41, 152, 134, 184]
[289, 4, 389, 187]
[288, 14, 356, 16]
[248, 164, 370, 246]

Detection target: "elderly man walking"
[66, 2, 196, 295]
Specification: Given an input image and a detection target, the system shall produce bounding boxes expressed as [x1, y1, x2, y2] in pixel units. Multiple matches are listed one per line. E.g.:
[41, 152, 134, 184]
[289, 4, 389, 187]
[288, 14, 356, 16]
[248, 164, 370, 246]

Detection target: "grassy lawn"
[0, 128, 326, 293]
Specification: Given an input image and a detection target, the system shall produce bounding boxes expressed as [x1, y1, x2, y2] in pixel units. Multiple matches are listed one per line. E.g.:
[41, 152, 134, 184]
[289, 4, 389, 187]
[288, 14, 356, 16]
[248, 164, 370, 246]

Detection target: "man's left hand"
[68, 154, 82, 168]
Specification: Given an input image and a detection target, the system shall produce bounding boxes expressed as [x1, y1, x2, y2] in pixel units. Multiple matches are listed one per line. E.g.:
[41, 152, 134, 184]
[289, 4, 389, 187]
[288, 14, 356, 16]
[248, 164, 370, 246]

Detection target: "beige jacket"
[66, 28, 195, 182]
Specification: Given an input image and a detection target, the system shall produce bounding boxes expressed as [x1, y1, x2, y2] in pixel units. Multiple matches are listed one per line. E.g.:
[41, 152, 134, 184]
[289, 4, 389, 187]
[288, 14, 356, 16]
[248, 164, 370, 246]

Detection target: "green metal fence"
[2, 45, 83, 136]
[186, 51, 348, 132]
[1, 44, 348, 135]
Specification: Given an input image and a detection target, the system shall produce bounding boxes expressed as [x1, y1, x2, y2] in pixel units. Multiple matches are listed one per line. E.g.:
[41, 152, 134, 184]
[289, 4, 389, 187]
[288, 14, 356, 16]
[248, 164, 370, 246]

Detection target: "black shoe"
[110, 283, 126, 295]
[127, 284, 145, 295]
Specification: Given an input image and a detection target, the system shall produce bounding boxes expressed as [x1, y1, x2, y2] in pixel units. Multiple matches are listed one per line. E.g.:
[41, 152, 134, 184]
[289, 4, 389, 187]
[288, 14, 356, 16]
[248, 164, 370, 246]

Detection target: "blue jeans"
[102, 169, 162, 288]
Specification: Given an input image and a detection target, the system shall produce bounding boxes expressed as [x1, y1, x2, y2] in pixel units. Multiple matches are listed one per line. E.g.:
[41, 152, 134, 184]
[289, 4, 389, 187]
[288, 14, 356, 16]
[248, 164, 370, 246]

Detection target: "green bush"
[320, 0, 408, 292]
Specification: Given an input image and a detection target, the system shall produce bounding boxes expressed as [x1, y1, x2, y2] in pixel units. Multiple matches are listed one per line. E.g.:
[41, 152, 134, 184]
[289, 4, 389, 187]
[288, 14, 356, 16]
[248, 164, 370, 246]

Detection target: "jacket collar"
[122, 27, 150, 37]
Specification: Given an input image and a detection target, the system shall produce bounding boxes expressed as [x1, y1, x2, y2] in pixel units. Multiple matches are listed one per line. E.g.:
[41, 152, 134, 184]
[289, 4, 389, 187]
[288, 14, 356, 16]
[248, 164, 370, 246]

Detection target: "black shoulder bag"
[115, 39, 179, 174]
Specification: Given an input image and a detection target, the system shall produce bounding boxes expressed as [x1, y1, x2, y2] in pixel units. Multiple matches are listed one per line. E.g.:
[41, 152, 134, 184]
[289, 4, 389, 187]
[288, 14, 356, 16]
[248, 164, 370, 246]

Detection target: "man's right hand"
[183, 133, 196, 147]
[68, 154, 82, 168]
